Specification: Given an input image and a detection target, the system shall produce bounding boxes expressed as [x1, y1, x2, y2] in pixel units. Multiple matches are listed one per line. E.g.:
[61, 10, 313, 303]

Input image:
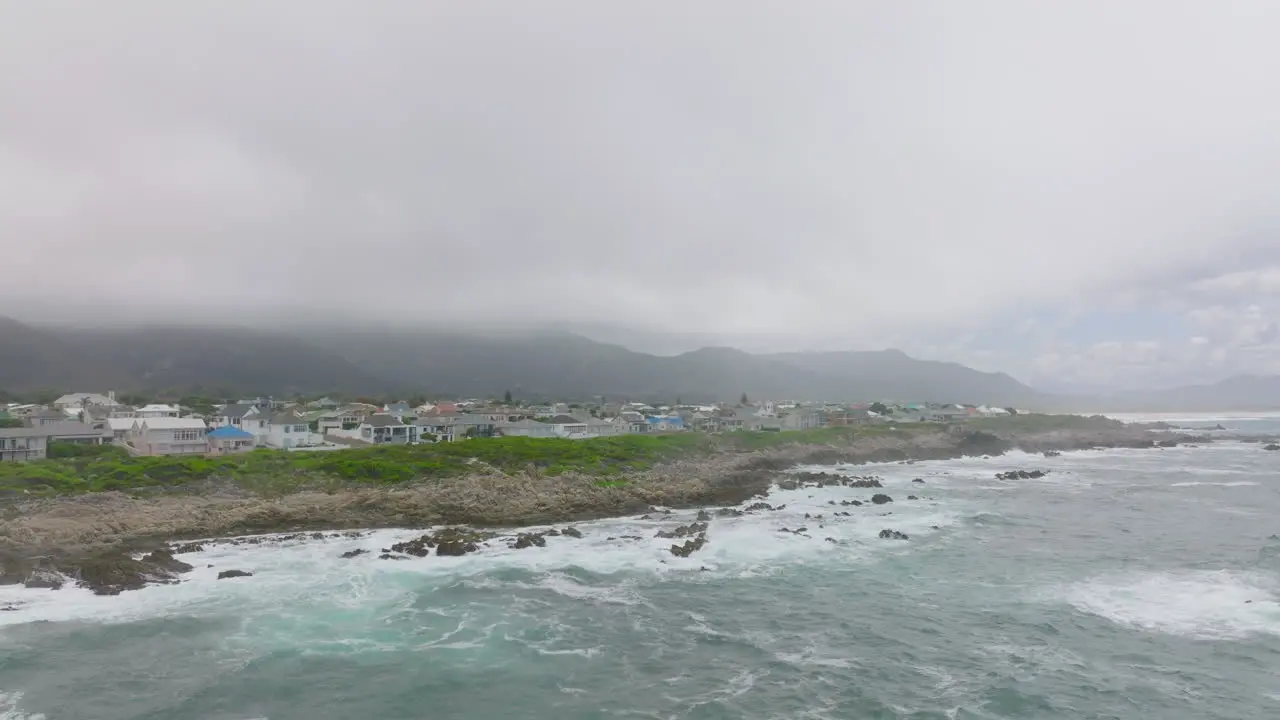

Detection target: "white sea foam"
[1169, 481, 1259, 487]
[0, 691, 43, 720]
[0, 479, 956, 629]
[1058, 570, 1280, 639]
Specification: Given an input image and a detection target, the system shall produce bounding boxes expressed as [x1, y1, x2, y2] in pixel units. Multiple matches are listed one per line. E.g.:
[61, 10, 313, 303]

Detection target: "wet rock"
[878, 529, 909, 541]
[544, 529, 561, 537]
[389, 536, 432, 558]
[715, 507, 744, 518]
[561, 527, 583, 538]
[639, 514, 652, 520]
[512, 532, 547, 550]
[1156, 439, 1179, 448]
[776, 479, 800, 491]
[744, 502, 777, 512]
[172, 542, 206, 554]
[310, 532, 326, 540]
[844, 478, 883, 488]
[670, 533, 708, 557]
[912, 478, 925, 484]
[24, 568, 64, 590]
[995, 470, 1048, 480]
[907, 495, 919, 500]
[378, 553, 406, 560]
[1263, 443, 1280, 451]
[1043, 450, 1062, 458]
[140, 550, 194, 574]
[871, 494, 893, 505]
[696, 510, 712, 522]
[217, 569, 253, 579]
[656, 522, 708, 539]
[340, 549, 368, 559]
[841, 499, 863, 507]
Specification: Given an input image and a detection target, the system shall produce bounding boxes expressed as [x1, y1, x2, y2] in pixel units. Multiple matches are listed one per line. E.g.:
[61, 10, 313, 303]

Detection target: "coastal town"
[0, 390, 1021, 462]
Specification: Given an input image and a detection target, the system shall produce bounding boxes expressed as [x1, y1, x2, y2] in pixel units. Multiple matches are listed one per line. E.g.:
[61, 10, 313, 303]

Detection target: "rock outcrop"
[871, 494, 893, 505]
[217, 569, 252, 579]
[995, 469, 1048, 480]
[878, 529, 909, 540]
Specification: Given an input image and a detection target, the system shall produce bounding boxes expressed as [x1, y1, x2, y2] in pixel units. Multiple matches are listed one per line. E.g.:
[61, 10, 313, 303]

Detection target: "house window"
[295, 425, 307, 433]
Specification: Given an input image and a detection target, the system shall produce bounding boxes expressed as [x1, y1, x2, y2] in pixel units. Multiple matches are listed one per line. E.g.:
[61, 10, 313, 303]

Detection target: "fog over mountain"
[3, 2, 1280, 395]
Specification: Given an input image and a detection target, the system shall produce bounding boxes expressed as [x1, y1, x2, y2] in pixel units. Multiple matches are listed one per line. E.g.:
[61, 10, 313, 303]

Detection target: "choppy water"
[2, 419, 1280, 719]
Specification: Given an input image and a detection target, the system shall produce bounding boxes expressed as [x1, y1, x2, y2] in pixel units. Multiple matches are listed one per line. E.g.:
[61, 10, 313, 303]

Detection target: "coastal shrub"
[0, 425, 935, 497]
[46, 442, 130, 460]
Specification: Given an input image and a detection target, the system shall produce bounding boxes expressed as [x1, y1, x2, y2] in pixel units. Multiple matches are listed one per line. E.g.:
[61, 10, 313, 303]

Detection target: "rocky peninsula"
[0, 415, 1216, 595]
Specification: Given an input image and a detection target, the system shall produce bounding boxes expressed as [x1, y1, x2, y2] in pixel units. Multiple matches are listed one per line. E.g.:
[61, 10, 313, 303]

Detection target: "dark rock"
[310, 532, 326, 540]
[907, 495, 919, 500]
[1043, 450, 1062, 458]
[670, 533, 708, 557]
[140, 550, 194, 574]
[871, 494, 893, 505]
[695, 510, 712, 522]
[716, 508, 745, 517]
[24, 568, 64, 590]
[561, 527, 583, 538]
[512, 532, 547, 550]
[776, 479, 800, 491]
[217, 569, 253, 579]
[172, 542, 206, 554]
[389, 536, 432, 557]
[1156, 439, 1179, 448]
[912, 478, 925, 484]
[656, 522, 708, 539]
[1263, 443, 1280, 451]
[544, 529, 560, 536]
[841, 500, 863, 507]
[878, 529, 909, 540]
[378, 553, 406, 560]
[340, 549, 369, 559]
[995, 469, 1048, 480]
[744, 502, 777, 512]
[844, 478, 883, 488]
[825, 537, 839, 544]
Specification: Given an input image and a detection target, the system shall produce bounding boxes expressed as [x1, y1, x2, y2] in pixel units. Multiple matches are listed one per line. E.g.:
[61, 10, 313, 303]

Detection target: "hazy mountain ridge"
[1, 317, 1278, 410]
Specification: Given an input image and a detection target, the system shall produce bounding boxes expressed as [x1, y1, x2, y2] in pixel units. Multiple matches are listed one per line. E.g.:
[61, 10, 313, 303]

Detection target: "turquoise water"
[2, 429, 1280, 718]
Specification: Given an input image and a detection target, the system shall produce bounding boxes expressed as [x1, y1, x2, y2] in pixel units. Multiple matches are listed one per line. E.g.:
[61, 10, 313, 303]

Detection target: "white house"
[53, 392, 119, 411]
[0, 428, 49, 463]
[135, 404, 181, 418]
[128, 418, 209, 457]
[209, 404, 261, 429]
[263, 412, 322, 449]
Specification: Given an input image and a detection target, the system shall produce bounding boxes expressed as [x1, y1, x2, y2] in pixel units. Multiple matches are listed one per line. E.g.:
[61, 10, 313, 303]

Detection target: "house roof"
[39, 421, 113, 439]
[136, 404, 180, 413]
[53, 393, 116, 407]
[208, 425, 255, 439]
[31, 408, 68, 420]
[501, 418, 549, 429]
[549, 414, 583, 424]
[0, 427, 50, 438]
[266, 412, 305, 425]
[218, 404, 257, 419]
[137, 418, 208, 430]
[365, 414, 404, 428]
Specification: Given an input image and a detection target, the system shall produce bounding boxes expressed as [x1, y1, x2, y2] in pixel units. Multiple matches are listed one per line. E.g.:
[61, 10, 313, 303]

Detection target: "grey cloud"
[4, 1, 1280, 378]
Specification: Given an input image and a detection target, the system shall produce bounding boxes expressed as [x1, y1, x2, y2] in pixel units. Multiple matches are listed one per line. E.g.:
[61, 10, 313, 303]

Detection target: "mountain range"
[1, 316, 1278, 411]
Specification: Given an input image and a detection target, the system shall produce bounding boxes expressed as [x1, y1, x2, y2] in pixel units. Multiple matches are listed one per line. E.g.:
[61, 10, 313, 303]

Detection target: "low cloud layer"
[3, 2, 1279, 390]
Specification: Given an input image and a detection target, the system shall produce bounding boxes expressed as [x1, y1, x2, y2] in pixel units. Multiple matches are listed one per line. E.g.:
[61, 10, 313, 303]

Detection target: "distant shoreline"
[0, 414, 1236, 596]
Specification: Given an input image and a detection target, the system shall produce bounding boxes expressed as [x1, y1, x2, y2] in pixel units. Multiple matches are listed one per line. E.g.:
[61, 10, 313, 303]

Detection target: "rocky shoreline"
[0, 423, 1216, 596]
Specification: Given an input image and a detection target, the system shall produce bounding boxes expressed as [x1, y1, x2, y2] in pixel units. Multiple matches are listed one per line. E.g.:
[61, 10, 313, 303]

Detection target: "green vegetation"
[966, 413, 1116, 432]
[0, 425, 945, 498]
[0, 418, 23, 429]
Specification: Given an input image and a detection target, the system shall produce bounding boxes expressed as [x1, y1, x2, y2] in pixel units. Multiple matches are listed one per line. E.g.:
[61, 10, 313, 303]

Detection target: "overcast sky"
[3, 1, 1279, 391]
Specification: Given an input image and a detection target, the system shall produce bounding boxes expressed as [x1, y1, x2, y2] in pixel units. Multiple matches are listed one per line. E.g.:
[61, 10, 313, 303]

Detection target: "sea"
[1, 414, 1279, 719]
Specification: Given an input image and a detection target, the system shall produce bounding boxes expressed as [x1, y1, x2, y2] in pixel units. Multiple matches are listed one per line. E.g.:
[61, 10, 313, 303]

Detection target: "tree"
[740, 393, 749, 406]
[869, 402, 890, 415]
[0, 418, 23, 429]
[503, 389, 513, 404]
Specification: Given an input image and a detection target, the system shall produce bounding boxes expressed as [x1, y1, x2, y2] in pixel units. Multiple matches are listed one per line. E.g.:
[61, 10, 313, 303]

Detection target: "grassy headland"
[0, 425, 949, 498]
